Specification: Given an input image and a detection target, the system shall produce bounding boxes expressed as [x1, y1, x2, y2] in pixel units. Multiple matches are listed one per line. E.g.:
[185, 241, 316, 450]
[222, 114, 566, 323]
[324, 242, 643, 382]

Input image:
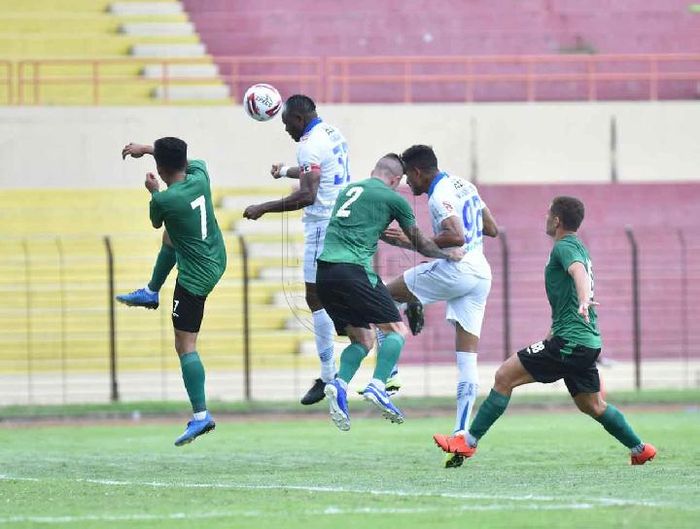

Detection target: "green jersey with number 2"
[545, 234, 601, 350]
[318, 177, 416, 285]
[149, 160, 227, 296]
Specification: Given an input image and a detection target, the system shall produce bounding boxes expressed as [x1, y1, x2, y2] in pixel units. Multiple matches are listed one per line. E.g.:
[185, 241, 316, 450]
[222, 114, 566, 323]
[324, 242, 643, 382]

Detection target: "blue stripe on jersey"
[427, 171, 448, 197]
[303, 117, 323, 136]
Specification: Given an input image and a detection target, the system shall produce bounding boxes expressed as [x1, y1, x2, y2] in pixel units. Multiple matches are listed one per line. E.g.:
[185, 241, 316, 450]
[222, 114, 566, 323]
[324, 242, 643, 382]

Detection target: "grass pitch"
[1, 404, 698, 529]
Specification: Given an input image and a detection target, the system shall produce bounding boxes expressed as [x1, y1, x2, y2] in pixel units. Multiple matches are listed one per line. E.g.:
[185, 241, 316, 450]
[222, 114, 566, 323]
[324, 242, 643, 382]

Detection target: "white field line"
[0, 503, 637, 525]
[0, 474, 674, 511]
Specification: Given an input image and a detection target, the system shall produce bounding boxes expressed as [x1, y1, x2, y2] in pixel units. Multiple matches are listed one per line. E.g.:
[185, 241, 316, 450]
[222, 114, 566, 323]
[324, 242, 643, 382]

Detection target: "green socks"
[372, 332, 405, 382]
[147, 243, 176, 292]
[594, 404, 643, 449]
[337, 343, 369, 383]
[468, 388, 510, 441]
[179, 351, 207, 413]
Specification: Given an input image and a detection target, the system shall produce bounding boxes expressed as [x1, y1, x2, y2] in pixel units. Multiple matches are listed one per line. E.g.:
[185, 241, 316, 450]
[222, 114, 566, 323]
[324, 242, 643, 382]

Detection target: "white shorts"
[403, 260, 491, 337]
[303, 220, 328, 284]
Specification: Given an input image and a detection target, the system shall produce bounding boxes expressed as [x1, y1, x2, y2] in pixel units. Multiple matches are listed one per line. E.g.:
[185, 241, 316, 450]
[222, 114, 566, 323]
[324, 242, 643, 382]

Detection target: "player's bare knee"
[493, 365, 515, 393]
[574, 395, 606, 417]
[378, 321, 408, 340]
[348, 328, 374, 351]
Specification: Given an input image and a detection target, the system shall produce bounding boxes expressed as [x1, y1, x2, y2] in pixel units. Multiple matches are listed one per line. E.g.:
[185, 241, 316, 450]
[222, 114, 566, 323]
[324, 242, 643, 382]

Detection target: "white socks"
[454, 351, 479, 434]
[313, 308, 336, 382]
[193, 410, 207, 421]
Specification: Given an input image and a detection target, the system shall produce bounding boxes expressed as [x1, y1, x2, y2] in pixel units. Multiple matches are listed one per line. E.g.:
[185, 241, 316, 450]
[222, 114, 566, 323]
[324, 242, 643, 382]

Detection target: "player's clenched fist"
[270, 162, 285, 179]
[122, 143, 153, 160]
[144, 172, 160, 193]
[243, 204, 266, 220]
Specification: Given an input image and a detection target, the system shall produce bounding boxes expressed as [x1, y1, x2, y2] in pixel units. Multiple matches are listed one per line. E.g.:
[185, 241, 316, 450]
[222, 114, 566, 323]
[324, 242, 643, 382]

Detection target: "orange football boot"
[631, 443, 657, 465]
[433, 433, 477, 458]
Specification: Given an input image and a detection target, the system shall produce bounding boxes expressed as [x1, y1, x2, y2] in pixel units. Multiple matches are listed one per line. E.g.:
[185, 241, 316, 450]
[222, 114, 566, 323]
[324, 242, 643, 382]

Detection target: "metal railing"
[2, 53, 699, 105]
[1, 226, 698, 405]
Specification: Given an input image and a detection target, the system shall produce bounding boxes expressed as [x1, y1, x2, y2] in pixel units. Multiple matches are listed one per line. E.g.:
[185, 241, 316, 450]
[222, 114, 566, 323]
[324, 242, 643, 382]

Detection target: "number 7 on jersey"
[190, 195, 208, 240]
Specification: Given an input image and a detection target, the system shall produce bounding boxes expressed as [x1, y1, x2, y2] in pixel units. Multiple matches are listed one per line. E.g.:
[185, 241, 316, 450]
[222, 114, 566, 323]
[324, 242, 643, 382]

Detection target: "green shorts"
[517, 336, 601, 397]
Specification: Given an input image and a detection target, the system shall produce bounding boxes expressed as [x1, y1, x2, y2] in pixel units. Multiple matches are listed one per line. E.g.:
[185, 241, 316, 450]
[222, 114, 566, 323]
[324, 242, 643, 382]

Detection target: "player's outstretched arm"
[482, 206, 499, 237]
[380, 226, 414, 249]
[122, 143, 154, 160]
[271, 163, 301, 179]
[243, 169, 320, 220]
[405, 225, 465, 261]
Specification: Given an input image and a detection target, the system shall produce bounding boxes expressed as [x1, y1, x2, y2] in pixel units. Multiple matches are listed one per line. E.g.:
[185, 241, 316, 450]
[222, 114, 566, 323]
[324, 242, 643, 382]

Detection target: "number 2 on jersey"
[335, 186, 363, 218]
[333, 142, 350, 185]
[190, 195, 208, 240]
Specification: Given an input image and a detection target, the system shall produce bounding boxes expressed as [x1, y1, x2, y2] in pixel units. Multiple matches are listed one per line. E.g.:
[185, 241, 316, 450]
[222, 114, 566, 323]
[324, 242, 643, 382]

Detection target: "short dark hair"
[284, 94, 316, 115]
[400, 144, 438, 172]
[154, 137, 187, 172]
[551, 196, 585, 231]
[382, 152, 405, 173]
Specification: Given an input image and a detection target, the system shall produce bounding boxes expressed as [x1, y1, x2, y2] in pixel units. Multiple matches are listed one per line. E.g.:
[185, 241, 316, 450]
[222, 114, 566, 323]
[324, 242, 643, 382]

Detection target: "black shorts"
[517, 336, 601, 397]
[316, 260, 401, 336]
[172, 280, 207, 333]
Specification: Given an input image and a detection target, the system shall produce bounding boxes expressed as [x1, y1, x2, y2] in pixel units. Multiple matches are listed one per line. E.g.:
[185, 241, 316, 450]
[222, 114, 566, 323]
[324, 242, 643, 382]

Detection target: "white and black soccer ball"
[243, 83, 282, 122]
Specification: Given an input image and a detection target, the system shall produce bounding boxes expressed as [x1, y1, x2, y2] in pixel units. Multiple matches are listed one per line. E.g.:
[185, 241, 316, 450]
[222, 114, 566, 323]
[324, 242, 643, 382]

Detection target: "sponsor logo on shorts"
[527, 341, 545, 354]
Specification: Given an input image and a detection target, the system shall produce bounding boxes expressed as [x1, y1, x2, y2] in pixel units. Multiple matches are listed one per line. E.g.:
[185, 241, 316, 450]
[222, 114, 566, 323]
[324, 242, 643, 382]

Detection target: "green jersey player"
[122, 138, 226, 446]
[434, 196, 656, 466]
[317, 153, 464, 431]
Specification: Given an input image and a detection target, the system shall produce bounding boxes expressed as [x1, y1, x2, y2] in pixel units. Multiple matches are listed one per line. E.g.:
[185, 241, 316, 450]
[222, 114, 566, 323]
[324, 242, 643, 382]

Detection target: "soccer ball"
[243, 83, 282, 122]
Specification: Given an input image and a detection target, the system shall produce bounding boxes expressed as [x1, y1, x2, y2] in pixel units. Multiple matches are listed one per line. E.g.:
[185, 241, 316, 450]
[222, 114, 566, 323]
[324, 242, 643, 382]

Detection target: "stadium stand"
[377, 182, 700, 365]
[1, 0, 229, 104]
[182, 0, 700, 102]
[0, 188, 315, 379]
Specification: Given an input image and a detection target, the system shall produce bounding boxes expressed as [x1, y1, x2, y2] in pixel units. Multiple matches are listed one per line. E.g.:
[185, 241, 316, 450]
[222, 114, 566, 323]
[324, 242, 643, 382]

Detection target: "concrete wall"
[0, 102, 698, 189]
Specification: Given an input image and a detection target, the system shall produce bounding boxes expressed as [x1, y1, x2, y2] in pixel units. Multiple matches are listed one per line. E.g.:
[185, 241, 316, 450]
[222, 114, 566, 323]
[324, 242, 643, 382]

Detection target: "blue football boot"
[324, 379, 350, 431]
[174, 412, 216, 446]
[116, 288, 159, 309]
[362, 382, 405, 424]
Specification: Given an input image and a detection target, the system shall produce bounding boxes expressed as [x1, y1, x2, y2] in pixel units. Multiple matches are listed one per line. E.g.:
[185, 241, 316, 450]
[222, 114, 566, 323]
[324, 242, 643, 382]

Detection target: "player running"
[380, 145, 498, 467]
[433, 196, 657, 466]
[316, 153, 464, 431]
[122, 138, 226, 447]
[243, 94, 350, 406]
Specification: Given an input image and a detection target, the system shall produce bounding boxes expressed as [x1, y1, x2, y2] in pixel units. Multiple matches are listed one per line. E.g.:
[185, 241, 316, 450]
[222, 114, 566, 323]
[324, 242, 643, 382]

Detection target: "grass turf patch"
[1, 409, 698, 529]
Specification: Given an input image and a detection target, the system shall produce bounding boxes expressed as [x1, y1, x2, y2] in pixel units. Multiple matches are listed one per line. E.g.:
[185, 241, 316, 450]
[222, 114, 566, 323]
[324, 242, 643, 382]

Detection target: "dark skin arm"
[271, 163, 302, 179]
[122, 143, 154, 159]
[482, 206, 499, 237]
[432, 216, 466, 248]
[243, 169, 320, 220]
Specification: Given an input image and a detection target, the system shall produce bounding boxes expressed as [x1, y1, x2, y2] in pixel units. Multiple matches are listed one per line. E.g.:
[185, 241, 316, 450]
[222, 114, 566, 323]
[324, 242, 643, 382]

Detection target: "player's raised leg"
[116, 231, 176, 309]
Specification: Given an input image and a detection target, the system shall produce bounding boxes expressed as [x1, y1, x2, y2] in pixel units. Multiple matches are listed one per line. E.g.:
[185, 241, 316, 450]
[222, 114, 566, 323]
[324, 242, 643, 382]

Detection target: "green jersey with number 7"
[149, 159, 227, 296]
